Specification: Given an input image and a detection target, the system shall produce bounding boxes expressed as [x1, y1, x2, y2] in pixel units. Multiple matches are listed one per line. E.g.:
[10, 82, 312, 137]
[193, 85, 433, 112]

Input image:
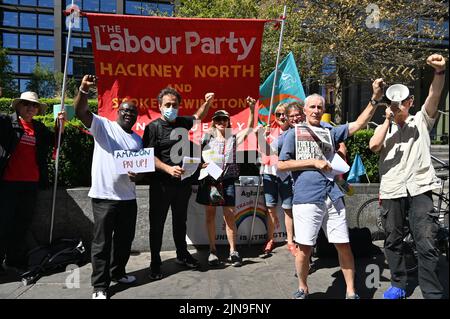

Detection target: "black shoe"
[0, 264, 5, 276]
[149, 263, 163, 280]
[175, 253, 199, 269]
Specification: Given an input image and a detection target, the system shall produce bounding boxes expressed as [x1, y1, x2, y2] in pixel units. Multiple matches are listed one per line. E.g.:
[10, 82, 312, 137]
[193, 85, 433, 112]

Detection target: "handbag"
[208, 180, 225, 205]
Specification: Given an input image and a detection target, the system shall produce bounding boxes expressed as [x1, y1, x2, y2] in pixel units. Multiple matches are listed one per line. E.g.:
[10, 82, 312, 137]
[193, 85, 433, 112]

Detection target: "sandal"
[263, 239, 275, 254]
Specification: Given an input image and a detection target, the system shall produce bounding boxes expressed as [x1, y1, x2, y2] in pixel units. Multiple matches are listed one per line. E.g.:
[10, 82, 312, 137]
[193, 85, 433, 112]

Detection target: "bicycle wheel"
[433, 192, 449, 261]
[356, 197, 385, 241]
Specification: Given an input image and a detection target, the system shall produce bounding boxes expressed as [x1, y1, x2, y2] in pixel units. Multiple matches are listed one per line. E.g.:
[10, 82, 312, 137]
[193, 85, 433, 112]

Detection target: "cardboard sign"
[113, 148, 155, 174]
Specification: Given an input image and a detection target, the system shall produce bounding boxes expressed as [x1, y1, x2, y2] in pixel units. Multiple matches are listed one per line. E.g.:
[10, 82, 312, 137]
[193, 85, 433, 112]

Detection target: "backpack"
[21, 238, 86, 285]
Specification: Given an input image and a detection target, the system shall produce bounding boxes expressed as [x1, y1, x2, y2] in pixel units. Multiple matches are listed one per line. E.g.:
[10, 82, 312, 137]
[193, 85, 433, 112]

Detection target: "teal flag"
[258, 52, 306, 125]
[347, 154, 367, 183]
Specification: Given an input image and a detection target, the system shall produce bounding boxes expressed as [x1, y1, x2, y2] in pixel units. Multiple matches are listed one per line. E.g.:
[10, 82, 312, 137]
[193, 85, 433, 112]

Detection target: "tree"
[175, 0, 449, 123]
[27, 64, 78, 99]
[0, 48, 19, 98]
[27, 63, 57, 98]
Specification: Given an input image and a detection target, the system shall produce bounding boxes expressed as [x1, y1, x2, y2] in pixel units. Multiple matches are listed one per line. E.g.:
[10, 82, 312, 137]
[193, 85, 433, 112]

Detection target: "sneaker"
[345, 293, 360, 299]
[293, 289, 308, 299]
[263, 240, 274, 254]
[149, 263, 163, 280]
[229, 251, 242, 267]
[208, 251, 220, 266]
[112, 275, 136, 284]
[383, 286, 406, 299]
[92, 290, 107, 299]
[176, 253, 200, 269]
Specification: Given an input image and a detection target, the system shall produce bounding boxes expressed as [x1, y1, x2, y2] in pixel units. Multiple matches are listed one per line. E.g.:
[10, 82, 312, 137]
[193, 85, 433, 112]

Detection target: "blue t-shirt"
[279, 123, 349, 205]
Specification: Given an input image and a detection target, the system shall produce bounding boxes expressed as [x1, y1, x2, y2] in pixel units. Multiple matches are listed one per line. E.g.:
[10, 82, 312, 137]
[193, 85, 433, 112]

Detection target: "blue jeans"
[262, 174, 293, 209]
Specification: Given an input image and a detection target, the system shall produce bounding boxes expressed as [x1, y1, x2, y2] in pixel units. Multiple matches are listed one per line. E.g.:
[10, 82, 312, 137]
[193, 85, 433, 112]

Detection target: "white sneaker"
[208, 251, 219, 266]
[92, 290, 107, 299]
[112, 275, 136, 284]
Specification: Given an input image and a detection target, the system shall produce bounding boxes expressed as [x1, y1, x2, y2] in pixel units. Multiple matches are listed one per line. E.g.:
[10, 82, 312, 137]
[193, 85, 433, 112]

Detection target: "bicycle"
[356, 155, 449, 272]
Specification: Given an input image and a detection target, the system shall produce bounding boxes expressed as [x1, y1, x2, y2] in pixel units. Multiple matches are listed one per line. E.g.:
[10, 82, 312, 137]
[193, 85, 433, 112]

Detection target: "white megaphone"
[385, 84, 409, 133]
[386, 84, 410, 103]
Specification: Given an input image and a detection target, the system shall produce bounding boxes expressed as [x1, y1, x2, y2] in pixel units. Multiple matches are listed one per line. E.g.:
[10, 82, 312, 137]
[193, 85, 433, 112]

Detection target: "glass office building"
[0, 0, 174, 92]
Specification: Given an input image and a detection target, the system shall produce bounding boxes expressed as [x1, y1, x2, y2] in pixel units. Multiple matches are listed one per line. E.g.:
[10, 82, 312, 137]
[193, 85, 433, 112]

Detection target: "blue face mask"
[163, 107, 178, 122]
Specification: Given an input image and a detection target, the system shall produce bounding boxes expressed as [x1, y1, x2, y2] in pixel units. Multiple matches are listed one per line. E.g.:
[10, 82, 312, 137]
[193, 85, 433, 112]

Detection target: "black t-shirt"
[143, 116, 198, 184]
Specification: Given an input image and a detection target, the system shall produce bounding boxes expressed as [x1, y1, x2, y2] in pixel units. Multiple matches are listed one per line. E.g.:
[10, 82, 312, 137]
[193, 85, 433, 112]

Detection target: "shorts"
[292, 197, 349, 246]
[196, 178, 236, 207]
[263, 174, 293, 209]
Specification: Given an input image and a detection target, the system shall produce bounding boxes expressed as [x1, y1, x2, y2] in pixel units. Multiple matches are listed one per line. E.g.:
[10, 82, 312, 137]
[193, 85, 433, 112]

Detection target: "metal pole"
[49, 1, 77, 243]
[248, 5, 287, 247]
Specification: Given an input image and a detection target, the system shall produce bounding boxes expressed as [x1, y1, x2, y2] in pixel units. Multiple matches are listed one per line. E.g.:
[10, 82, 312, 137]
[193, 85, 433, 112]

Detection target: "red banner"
[86, 13, 267, 137]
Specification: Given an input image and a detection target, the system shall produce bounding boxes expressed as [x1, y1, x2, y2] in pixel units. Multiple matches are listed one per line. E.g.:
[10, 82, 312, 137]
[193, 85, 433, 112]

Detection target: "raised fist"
[426, 54, 446, 71]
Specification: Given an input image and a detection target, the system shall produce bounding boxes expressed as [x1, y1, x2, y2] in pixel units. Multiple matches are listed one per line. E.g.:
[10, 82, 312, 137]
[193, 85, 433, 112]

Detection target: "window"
[20, 0, 37, 6]
[3, 33, 19, 49]
[20, 56, 37, 73]
[67, 58, 74, 75]
[38, 35, 54, 51]
[3, 11, 18, 27]
[9, 55, 19, 73]
[20, 79, 31, 93]
[38, 56, 54, 70]
[100, 0, 116, 12]
[38, 0, 54, 6]
[38, 14, 54, 29]
[126, 1, 142, 15]
[69, 37, 83, 53]
[3, 0, 19, 4]
[159, 3, 173, 16]
[126, 1, 172, 15]
[83, 0, 99, 11]
[19, 34, 37, 50]
[20, 13, 37, 28]
[82, 17, 90, 32]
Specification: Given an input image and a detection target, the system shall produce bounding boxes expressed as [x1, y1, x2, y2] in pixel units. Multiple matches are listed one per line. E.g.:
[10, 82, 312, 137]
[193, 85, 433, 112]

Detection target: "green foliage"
[0, 48, 19, 98]
[345, 129, 380, 183]
[35, 115, 94, 187]
[27, 64, 79, 98]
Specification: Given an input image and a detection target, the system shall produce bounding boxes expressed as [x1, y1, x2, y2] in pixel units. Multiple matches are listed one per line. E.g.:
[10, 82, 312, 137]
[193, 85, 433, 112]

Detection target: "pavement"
[0, 241, 448, 300]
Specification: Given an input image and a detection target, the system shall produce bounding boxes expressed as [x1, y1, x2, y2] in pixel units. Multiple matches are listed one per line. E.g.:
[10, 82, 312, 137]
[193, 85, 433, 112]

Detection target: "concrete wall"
[30, 184, 380, 253]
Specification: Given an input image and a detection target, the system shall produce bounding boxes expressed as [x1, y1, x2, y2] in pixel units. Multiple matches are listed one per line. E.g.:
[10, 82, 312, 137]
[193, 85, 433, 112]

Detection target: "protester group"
[0, 53, 447, 300]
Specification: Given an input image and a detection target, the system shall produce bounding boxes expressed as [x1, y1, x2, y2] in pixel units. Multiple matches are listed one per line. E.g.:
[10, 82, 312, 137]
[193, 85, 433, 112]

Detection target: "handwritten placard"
[114, 148, 155, 174]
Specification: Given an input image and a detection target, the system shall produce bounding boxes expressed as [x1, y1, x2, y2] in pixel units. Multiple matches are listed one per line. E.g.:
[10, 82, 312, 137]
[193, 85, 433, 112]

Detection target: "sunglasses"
[275, 112, 285, 118]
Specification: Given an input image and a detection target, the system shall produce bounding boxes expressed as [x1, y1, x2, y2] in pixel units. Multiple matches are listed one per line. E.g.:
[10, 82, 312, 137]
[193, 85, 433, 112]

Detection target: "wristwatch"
[370, 98, 380, 106]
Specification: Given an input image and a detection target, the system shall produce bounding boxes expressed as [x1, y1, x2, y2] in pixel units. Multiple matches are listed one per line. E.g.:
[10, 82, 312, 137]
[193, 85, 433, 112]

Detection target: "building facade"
[0, 0, 173, 92]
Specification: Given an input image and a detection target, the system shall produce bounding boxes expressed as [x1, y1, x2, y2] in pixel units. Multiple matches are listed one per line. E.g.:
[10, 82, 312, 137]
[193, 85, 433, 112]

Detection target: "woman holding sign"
[196, 97, 256, 267]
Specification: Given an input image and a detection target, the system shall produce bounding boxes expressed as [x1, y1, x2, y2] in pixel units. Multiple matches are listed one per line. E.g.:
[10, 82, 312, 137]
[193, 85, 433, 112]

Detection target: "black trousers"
[0, 181, 38, 267]
[149, 182, 192, 265]
[91, 198, 137, 290]
[381, 191, 443, 299]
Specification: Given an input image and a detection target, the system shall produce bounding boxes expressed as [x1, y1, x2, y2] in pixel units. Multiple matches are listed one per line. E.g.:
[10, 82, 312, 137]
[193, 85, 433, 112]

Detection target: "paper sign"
[181, 156, 201, 181]
[114, 148, 155, 174]
[205, 161, 223, 180]
[324, 153, 350, 181]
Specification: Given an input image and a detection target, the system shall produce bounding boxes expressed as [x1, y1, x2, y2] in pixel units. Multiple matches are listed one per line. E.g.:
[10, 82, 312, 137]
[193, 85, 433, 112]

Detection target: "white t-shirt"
[88, 114, 143, 200]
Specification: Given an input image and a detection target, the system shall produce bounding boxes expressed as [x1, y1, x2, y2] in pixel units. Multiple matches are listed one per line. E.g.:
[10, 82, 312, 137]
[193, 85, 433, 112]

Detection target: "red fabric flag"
[86, 13, 267, 141]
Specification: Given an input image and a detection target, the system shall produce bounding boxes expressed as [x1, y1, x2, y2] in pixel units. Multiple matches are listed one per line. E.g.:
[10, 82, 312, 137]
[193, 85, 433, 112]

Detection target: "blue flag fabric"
[258, 52, 306, 125]
[347, 154, 367, 183]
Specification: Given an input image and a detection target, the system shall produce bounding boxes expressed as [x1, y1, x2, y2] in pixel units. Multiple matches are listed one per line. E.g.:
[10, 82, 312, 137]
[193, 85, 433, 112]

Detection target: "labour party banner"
[86, 13, 267, 136]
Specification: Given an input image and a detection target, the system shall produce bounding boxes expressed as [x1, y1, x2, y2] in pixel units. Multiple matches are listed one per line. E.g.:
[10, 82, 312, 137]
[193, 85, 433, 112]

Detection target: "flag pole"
[49, 1, 78, 244]
[248, 5, 287, 247]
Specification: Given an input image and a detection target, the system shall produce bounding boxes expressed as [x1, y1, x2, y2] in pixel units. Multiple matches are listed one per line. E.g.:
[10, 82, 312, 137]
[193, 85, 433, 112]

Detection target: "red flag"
[86, 13, 267, 139]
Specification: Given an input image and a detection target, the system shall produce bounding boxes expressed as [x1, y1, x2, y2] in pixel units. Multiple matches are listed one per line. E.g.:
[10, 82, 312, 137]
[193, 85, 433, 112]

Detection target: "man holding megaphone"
[369, 54, 446, 299]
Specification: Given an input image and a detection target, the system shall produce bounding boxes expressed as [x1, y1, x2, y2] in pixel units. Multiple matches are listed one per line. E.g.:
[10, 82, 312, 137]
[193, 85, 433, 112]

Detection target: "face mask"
[163, 107, 178, 122]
